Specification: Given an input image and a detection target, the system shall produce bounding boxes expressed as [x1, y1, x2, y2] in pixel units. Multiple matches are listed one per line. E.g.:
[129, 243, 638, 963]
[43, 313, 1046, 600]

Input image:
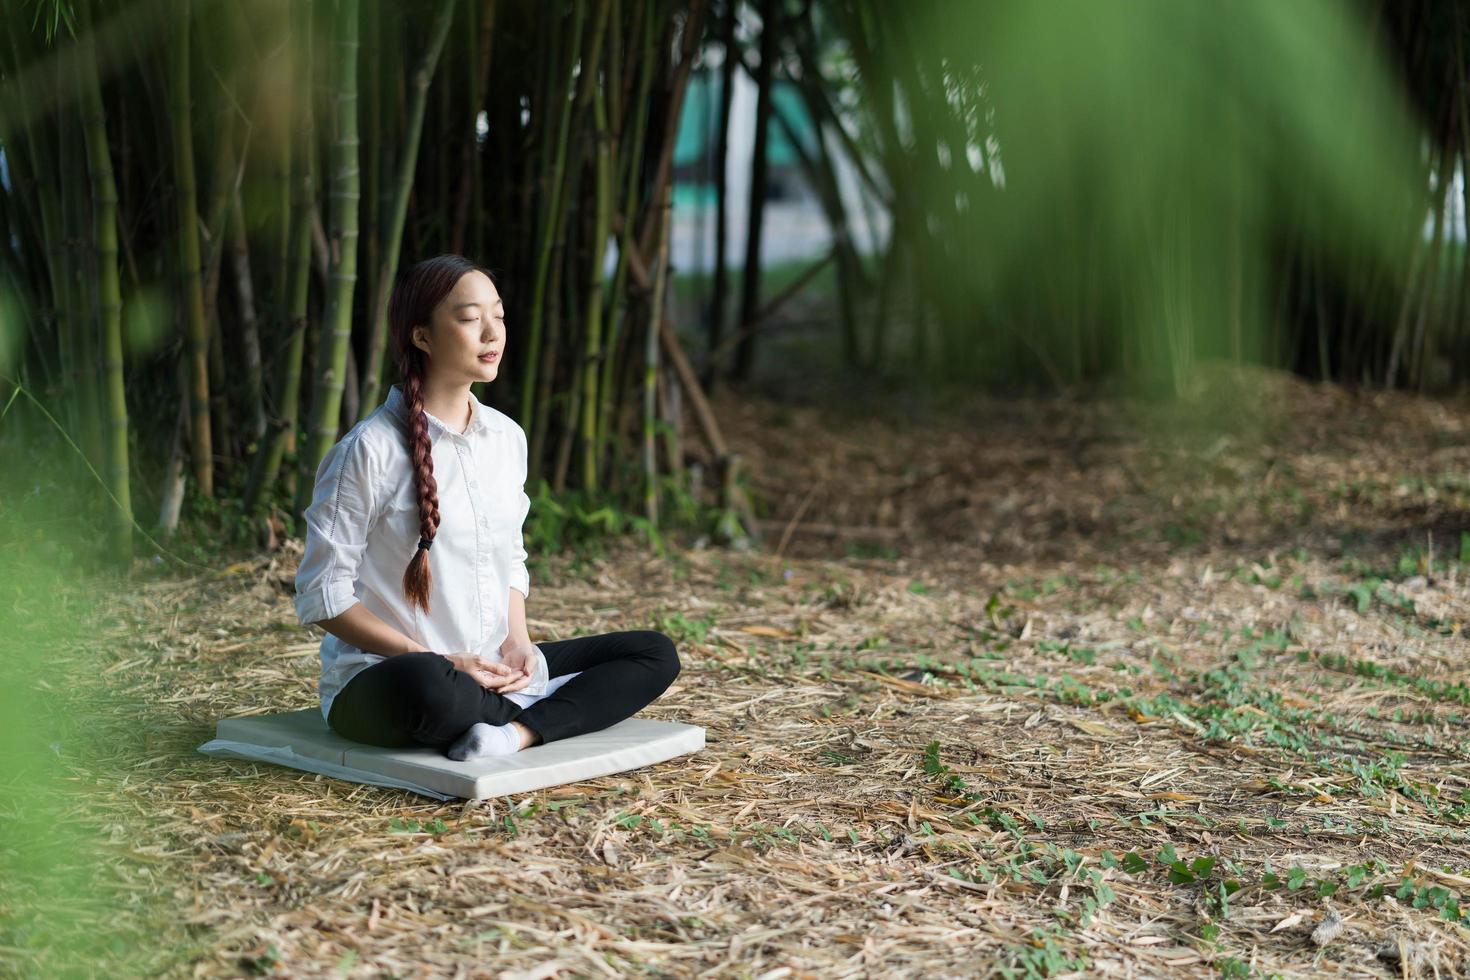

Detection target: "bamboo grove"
[0, 0, 715, 569]
[2, 0, 1468, 572]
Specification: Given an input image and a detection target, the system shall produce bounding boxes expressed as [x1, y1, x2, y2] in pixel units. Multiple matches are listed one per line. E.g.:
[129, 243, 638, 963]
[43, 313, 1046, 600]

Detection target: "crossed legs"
[326, 629, 681, 755]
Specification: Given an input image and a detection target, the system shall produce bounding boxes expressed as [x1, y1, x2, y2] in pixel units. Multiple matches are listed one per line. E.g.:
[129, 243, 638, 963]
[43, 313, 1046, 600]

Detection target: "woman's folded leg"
[514, 629, 681, 744]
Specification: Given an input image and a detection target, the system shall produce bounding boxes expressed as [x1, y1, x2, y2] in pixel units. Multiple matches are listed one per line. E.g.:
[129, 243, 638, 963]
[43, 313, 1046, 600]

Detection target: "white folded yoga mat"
[197, 709, 705, 801]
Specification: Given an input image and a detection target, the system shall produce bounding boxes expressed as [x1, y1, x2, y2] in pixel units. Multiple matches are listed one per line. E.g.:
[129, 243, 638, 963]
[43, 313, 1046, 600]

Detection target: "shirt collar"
[384, 383, 504, 438]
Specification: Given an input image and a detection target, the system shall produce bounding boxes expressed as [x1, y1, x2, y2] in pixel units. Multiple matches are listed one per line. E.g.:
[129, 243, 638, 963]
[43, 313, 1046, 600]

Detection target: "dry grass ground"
[3, 366, 1468, 978]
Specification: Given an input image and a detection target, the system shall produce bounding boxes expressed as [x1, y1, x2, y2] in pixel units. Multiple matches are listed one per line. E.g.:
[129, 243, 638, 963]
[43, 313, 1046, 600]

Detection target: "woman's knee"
[632, 629, 681, 683]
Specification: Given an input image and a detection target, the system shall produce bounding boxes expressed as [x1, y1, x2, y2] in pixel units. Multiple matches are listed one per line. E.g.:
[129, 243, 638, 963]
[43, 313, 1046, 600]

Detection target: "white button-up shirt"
[294, 382, 532, 722]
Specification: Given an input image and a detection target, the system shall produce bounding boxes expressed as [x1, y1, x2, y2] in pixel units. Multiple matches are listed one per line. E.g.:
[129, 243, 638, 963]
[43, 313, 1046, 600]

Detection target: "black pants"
[326, 630, 681, 749]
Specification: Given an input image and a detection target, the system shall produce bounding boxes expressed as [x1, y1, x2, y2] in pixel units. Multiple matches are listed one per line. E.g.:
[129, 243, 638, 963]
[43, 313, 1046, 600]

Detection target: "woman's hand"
[443, 651, 519, 692]
[494, 638, 541, 694]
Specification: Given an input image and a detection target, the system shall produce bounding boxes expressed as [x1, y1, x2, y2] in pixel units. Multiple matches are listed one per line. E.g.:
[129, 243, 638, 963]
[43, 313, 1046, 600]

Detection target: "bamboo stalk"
[434, 4, 453, 246]
[635, 0, 709, 265]
[76, 8, 133, 566]
[453, 0, 499, 257]
[295, 0, 361, 518]
[544, 198, 575, 492]
[540, 8, 613, 482]
[201, 105, 238, 475]
[172, 0, 213, 497]
[158, 361, 189, 537]
[643, 185, 672, 529]
[361, 0, 381, 402]
[228, 186, 266, 443]
[244, 0, 315, 519]
[704, 0, 738, 390]
[657, 361, 683, 502]
[595, 0, 657, 487]
[578, 66, 615, 491]
[732, 0, 776, 382]
[268, 0, 293, 333]
[358, 0, 457, 417]
[520, 0, 589, 451]
[59, 64, 102, 472]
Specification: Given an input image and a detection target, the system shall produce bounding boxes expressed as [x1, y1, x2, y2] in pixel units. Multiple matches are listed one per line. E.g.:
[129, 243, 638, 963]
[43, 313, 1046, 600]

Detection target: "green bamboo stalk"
[434, 8, 452, 245]
[538, 20, 610, 482]
[76, 13, 133, 567]
[634, 0, 708, 264]
[228, 186, 266, 443]
[456, 0, 479, 264]
[540, 198, 574, 491]
[656, 363, 682, 505]
[270, 0, 293, 332]
[578, 73, 614, 491]
[519, 0, 588, 451]
[643, 184, 672, 528]
[733, 0, 776, 382]
[59, 74, 101, 471]
[452, 0, 498, 257]
[360, 0, 380, 402]
[358, 0, 456, 417]
[295, 0, 361, 519]
[518, 2, 556, 250]
[551, 231, 581, 493]
[172, 0, 213, 497]
[704, 0, 738, 389]
[245, 0, 315, 518]
[201, 110, 238, 475]
[470, 0, 496, 262]
[601, 0, 705, 489]
[596, 0, 656, 483]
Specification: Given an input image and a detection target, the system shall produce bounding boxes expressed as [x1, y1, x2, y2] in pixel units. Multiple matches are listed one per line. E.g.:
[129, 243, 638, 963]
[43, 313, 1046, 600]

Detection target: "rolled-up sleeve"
[294, 431, 377, 625]
[509, 423, 531, 599]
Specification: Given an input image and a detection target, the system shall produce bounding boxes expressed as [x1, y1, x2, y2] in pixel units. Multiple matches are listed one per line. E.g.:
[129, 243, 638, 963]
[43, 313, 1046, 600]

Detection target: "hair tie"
[418, 537, 434, 552]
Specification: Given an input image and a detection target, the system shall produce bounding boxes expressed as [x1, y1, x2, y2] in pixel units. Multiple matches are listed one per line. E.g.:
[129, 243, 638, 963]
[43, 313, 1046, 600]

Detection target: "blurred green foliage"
[825, 0, 1420, 391]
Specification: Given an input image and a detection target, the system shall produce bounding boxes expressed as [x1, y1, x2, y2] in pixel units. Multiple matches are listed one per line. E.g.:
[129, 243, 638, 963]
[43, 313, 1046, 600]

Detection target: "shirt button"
[469, 480, 478, 489]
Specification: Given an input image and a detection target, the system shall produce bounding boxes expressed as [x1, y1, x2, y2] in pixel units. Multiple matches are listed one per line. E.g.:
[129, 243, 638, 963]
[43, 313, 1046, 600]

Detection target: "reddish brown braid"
[398, 368, 441, 614]
[387, 254, 497, 615]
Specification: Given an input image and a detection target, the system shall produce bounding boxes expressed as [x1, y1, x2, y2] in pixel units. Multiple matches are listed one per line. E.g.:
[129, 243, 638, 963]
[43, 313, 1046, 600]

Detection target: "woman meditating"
[293, 254, 681, 760]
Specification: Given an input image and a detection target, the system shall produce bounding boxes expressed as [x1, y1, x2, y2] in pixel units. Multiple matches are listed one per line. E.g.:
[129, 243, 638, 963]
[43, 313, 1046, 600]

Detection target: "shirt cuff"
[293, 579, 359, 626]
[509, 565, 530, 600]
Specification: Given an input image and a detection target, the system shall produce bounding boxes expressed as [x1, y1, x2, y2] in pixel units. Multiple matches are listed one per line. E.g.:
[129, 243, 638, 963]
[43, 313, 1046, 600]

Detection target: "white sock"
[445, 672, 584, 761]
[446, 722, 521, 760]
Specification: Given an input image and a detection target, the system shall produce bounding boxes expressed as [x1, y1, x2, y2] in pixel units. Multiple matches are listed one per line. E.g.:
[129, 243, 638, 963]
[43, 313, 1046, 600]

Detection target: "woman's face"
[413, 270, 505, 385]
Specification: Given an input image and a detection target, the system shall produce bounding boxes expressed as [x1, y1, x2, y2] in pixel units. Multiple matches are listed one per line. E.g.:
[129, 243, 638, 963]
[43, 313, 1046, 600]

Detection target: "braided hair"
[387, 254, 497, 614]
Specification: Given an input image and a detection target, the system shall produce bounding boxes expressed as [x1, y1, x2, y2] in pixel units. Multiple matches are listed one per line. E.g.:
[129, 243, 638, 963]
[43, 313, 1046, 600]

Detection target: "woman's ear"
[411, 324, 432, 356]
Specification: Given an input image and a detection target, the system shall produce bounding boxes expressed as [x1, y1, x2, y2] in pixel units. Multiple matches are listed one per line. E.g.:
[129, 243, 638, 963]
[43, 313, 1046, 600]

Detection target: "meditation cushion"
[197, 709, 705, 801]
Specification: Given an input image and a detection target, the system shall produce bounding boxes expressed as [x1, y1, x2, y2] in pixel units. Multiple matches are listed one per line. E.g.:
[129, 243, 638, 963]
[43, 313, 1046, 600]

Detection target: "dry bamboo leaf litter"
[4, 373, 1469, 977]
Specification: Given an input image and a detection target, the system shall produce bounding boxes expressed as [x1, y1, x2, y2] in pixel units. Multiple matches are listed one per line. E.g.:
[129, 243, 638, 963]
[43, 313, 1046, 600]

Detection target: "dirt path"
[7, 368, 1468, 978]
